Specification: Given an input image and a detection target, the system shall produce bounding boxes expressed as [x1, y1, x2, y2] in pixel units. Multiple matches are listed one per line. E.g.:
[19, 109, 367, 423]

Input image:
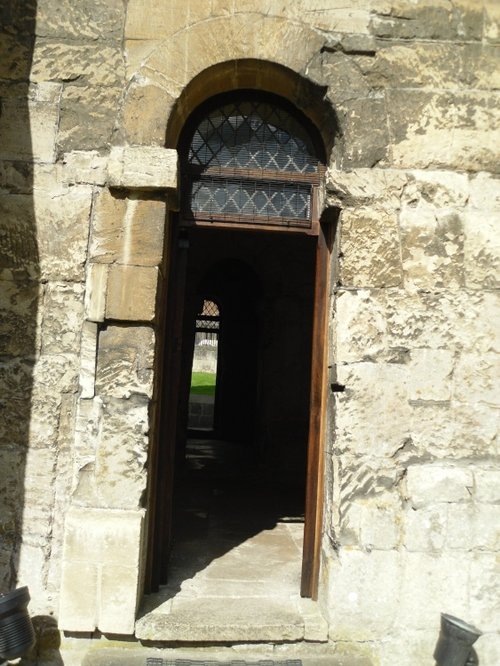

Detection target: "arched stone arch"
[119, 14, 337, 158]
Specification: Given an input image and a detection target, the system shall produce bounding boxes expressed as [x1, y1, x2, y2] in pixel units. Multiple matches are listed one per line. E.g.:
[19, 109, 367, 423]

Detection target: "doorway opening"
[141, 91, 331, 638]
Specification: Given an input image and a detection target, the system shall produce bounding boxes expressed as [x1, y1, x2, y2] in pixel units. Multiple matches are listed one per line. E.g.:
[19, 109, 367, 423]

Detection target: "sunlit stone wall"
[0, 1, 498, 664]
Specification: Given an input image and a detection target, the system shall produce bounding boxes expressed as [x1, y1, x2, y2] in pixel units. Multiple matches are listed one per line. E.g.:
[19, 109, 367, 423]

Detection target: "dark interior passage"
[167, 226, 317, 581]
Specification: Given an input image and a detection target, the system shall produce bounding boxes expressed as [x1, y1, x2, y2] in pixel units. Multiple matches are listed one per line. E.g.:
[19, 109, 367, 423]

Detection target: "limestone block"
[60, 151, 108, 186]
[451, 400, 499, 458]
[73, 397, 103, 461]
[90, 189, 166, 266]
[399, 206, 464, 289]
[0, 397, 31, 449]
[36, 0, 125, 39]
[485, 0, 500, 44]
[339, 207, 403, 288]
[96, 325, 155, 399]
[106, 265, 159, 322]
[34, 184, 93, 281]
[326, 550, 403, 640]
[0, 34, 33, 81]
[41, 282, 84, 354]
[336, 95, 390, 168]
[470, 553, 500, 632]
[0, 446, 24, 524]
[84, 263, 108, 323]
[59, 507, 144, 633]
[95, 396, 150, 509]
[399, 552, 470, 631]
[59, 561, 98, 631]
[355, 42, 489, 91]
[463, 211, 500, 289]
[388, 90, 500, 172]
[446, 504, 500, 551]
[31, 41, 124, 87]
[453, 352, 500, 407]
[0, 82, 61, 163]
[327, 167, 407, 209]
[0, 358, 34, 401]
[406, 465, 473, 508]
[99, 564, 142, 634]
[408, 349, 453, 403]
[0, 280, 39, 357]
[16, 543, 49, 613]
[469, 172, 500, 211]
[474, 469, 500, 503]
[121, 80, 176, 145]
[79, 322, 98, 399]
[359, 502, 401, 551]
[316, 52, 371, 107]
[0, 193, 39, 280]
[369, 0, 483, 41]
[335, 362, 411, 457]
[31, 353, 80, 400]
[58, 84, 123, 153]
[107, 146, 178, 192]
[403, 505, 447, 552]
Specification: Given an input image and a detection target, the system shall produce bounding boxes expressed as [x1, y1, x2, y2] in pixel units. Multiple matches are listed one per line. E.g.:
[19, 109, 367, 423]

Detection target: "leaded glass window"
[180, 93, 323, 230]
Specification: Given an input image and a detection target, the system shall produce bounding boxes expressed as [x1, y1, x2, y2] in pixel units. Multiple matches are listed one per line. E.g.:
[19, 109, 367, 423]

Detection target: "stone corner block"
[58, 507, 145, 635]
[107, 145, 178, 192]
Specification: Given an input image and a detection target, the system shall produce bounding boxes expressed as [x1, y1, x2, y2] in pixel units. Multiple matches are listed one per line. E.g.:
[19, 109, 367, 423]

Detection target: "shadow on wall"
[0, 0, 38, 596]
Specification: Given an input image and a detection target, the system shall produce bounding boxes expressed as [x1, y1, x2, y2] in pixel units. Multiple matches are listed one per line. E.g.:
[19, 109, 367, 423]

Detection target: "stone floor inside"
[135, 438, 327, 643]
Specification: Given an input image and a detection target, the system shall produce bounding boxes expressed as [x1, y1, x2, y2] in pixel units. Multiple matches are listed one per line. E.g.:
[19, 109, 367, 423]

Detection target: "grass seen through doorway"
[190, 371, 216, 396]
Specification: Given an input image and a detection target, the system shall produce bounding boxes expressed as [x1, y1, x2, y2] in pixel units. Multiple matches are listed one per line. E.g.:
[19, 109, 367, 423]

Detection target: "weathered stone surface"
[84, 263, 108, 323]
[41, 282, 84, 354]
[399, 202, 465, 290]
[446, 503, 500, 551]
[339, 207, 403, 287]
[90, 189, 166, 265]
[388, 90, 500, 172]
[36, 0, 125, 39]
[34, 185, 93, 281]
[0, 81, 60, 163]
[121, 81, 176, 145]
[336, 95, 390, 168]
[0, 34, 34, 81]
[405, 465, 473, 508]
[79, 321, 98, 399]
[470, 553, 500, 632]
[59, 507, 144, 633]
[326, 167, 407, 209]
[474, 469, 500, 503]
[58, 84, 122, 153]
[106, 264, 159, 322]
[408, 349, 453, 403]
[59, 151, 107, 186]
[93, 396, 150, 509]
[31, 41, 124, 87]
[107, 146, 178, 192]
[335, 362, 411, 457]
[369, 0, 483, 41]
[0, 281, 39, 357]
[403, 505, 447, 553]
[463, 211, 500, 289]
[96, 325, 155, 399]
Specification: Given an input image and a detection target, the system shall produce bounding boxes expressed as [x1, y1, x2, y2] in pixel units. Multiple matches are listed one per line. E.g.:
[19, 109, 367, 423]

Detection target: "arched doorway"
[147, 90, 332, 603]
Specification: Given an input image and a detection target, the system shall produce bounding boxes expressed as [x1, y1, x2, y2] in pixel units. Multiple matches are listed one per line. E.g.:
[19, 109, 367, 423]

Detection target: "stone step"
[78, 647, 373, 666]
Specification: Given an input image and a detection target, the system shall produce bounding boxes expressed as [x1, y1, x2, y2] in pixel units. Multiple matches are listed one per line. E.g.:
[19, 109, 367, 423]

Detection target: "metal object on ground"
[0, 586, 36, 660]
[434, 613, 482, 666]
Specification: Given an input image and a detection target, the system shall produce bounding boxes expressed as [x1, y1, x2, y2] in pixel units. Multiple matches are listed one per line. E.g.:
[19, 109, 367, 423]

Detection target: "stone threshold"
[135, 596, 328, 643]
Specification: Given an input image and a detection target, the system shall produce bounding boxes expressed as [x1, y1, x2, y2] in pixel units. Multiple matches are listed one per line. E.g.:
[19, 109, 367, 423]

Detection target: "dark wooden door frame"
[301, 219, 332, 599]
[146, 218, 332, 598]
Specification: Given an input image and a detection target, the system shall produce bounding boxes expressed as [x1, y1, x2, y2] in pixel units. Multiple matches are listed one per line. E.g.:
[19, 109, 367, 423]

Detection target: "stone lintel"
[107, 145, 178, 193]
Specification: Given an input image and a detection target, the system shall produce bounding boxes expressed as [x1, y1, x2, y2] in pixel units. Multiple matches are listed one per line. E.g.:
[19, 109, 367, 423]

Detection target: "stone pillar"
[58, 146, 178, 634]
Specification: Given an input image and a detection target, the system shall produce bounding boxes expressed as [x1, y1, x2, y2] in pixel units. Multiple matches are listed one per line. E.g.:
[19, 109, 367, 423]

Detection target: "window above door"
[179, 92, 325, 234]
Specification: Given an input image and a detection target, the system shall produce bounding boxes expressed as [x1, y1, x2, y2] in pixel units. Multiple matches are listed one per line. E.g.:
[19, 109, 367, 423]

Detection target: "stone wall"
[0, 1, 498, 665]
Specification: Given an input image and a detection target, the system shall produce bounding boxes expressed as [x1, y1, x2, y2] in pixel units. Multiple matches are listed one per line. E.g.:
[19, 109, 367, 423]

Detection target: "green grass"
[190, 371, 216, 396]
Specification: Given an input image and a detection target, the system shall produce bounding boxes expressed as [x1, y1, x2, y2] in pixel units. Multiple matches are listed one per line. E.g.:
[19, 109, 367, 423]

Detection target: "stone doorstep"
[135, 597, 328, 644]
[75, 646, 372, 666]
